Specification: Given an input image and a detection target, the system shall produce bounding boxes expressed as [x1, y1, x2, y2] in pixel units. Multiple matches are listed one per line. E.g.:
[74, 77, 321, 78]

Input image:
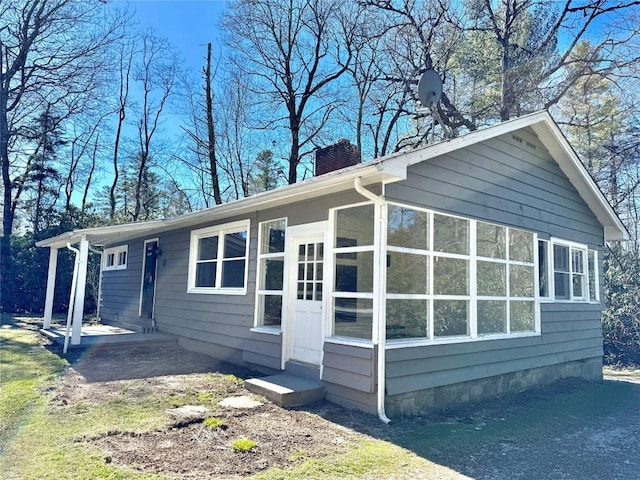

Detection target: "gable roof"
[37, 111, 628, 249]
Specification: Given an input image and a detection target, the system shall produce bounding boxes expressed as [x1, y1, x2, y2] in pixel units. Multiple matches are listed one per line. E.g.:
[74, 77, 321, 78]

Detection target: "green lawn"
[0, 321, 166, 480]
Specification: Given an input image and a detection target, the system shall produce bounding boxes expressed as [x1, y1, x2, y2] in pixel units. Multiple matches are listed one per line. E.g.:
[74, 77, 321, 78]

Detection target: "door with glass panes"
[290, 234, 324, 364]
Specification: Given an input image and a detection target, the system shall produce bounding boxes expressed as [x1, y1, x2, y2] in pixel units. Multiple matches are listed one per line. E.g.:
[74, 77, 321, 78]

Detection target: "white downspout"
[63, 243, 81, 355]
[96, 250, 104, 323]
[353, 177, 391, 424]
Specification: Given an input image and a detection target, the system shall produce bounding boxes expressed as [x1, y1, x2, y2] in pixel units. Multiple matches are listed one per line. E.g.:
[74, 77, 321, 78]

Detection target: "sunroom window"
[188, 220, 249, 294]
[386, 205, 430, 339]
[255, 219, 286, 327]
[384, 206, 537, 343]
[332, 204, 375, 340]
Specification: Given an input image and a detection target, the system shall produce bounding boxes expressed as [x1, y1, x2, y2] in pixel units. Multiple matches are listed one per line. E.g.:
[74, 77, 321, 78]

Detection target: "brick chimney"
[314, 139, 361, 176]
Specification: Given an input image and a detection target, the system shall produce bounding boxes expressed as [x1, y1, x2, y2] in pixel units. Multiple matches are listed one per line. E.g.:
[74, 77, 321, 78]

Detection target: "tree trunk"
[205, 43, 222, 205]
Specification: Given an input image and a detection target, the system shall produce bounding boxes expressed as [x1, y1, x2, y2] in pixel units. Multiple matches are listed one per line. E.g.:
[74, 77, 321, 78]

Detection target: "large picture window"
[188, 220, 249, 294]
[329, 201, 600, 345]
[255, 219, 287, 328]
[384, 205, 537, 343]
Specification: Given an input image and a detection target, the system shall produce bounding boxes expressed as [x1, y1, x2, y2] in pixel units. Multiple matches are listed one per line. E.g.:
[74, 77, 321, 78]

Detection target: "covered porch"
[35, 222, 166, 352]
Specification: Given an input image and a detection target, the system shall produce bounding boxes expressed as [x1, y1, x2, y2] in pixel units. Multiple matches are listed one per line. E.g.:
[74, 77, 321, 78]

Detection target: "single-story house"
[37, 111, 628, 419]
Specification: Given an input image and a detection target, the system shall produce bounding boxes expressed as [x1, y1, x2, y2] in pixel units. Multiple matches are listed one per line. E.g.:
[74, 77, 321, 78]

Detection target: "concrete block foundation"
[385, 357, 602, 417]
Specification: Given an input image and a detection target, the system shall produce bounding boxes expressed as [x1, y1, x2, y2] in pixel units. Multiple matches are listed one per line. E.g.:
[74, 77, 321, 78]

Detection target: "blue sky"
[126, 0, 227, 74]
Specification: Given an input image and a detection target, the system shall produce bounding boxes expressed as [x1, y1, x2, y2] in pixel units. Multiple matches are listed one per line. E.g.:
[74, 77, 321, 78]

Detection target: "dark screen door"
[141, 241, 158, 318]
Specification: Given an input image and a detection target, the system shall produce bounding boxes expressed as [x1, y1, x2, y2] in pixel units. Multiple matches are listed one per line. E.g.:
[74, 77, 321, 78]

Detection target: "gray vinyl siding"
[383, 128, 605, 397]
[153, 214, 262, 363]
[100, 241, 144, 324]
[322, 342, 375, 393]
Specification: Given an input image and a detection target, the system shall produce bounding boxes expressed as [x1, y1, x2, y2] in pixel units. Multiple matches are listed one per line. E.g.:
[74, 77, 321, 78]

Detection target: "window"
[188, 220, 249, 294]
[538, 240, 551, 300]
[384, 206, 538, 343]
[549, 239, 598, 302]
[255, 219, 286, 327]
[332, 204, 375, 340]
[103, 245, 128, 271]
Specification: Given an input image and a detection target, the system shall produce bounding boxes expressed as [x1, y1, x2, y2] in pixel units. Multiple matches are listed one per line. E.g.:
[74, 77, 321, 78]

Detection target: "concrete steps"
[100, 317, 157, 333]
[245, 374, 325, 408]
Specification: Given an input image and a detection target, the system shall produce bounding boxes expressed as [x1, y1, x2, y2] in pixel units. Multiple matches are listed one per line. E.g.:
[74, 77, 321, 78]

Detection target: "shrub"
[203, 417, 225, 430]
[603, 245, 640, 367]
[232, 438, 257, 452]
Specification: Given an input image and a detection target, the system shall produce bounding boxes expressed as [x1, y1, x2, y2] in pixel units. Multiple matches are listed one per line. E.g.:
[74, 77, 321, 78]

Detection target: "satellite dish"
[417, 70, 442, 108]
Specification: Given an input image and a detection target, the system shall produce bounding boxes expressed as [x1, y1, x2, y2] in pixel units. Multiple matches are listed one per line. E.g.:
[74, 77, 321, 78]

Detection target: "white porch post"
[43, 247, 58, 329]
[71, 236, 89, 345]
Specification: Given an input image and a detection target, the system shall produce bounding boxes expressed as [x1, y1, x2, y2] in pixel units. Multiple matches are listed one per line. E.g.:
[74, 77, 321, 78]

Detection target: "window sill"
[325, 337, 374, 348]
[250, 326, 282, 335]
[385, 331, 541, 349]
[187, 287, 247, 295]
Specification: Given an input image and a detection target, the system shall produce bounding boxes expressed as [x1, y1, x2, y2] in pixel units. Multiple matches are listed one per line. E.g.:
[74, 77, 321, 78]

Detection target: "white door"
[290, 235, 324, 365]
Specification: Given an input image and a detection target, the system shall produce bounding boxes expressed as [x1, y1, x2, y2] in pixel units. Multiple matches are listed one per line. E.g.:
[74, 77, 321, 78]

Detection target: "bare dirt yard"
[6, 318, 639, 480]
[55, 342, 370, 479]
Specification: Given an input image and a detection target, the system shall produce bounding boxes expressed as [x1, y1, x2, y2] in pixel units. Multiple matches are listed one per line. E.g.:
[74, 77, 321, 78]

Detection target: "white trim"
[250, 326, 282, 335]
[139, 238, 159, 318]
[588, 249, 600, 303]
[324, 337, 375, 348]
[384, 330, 540, 349]
[187, 219, 250, 294]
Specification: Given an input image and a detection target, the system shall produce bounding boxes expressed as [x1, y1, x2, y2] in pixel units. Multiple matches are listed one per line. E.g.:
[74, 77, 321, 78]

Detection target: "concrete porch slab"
[39, 325, 177, 349]
[245, 374, 326, 408]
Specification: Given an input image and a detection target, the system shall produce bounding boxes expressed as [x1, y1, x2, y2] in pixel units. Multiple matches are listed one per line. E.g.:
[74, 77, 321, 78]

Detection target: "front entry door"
[140, 240, 159, 319]
[290, 235, 324, 365]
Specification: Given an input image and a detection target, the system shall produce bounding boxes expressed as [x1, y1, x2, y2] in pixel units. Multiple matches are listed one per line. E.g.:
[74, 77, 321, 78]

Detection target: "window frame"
[187, 220, 250, 295]
[549, 238, 594, 303]
[253, 218, 287, 331]
[538, 239, 553, 301]
[103, 245, 128, 271]
[330, 202, 377, 342]
[384, 207, 539, 344]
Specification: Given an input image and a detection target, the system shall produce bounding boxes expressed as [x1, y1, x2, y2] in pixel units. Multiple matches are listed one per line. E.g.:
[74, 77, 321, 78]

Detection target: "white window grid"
[187, 219, 250, 294]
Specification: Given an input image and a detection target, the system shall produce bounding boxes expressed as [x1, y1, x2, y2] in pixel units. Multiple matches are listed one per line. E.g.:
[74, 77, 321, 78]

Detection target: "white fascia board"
[530, 118, 629, 242]
[36, 164, 391, 249]
[159, 164, 392, 231]
[35, 221, 165, 248]
[376, 111, 553, 172]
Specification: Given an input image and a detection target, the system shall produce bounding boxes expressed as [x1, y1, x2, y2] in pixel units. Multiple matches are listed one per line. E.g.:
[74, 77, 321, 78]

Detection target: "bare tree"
[0, 0, 128, 302]
[222, 0, 355, 184]
[109, 39, 135, 219]
[361, 0, 476, 143]
[130, 30, 179, 222]
[180, 42, 223, 206]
